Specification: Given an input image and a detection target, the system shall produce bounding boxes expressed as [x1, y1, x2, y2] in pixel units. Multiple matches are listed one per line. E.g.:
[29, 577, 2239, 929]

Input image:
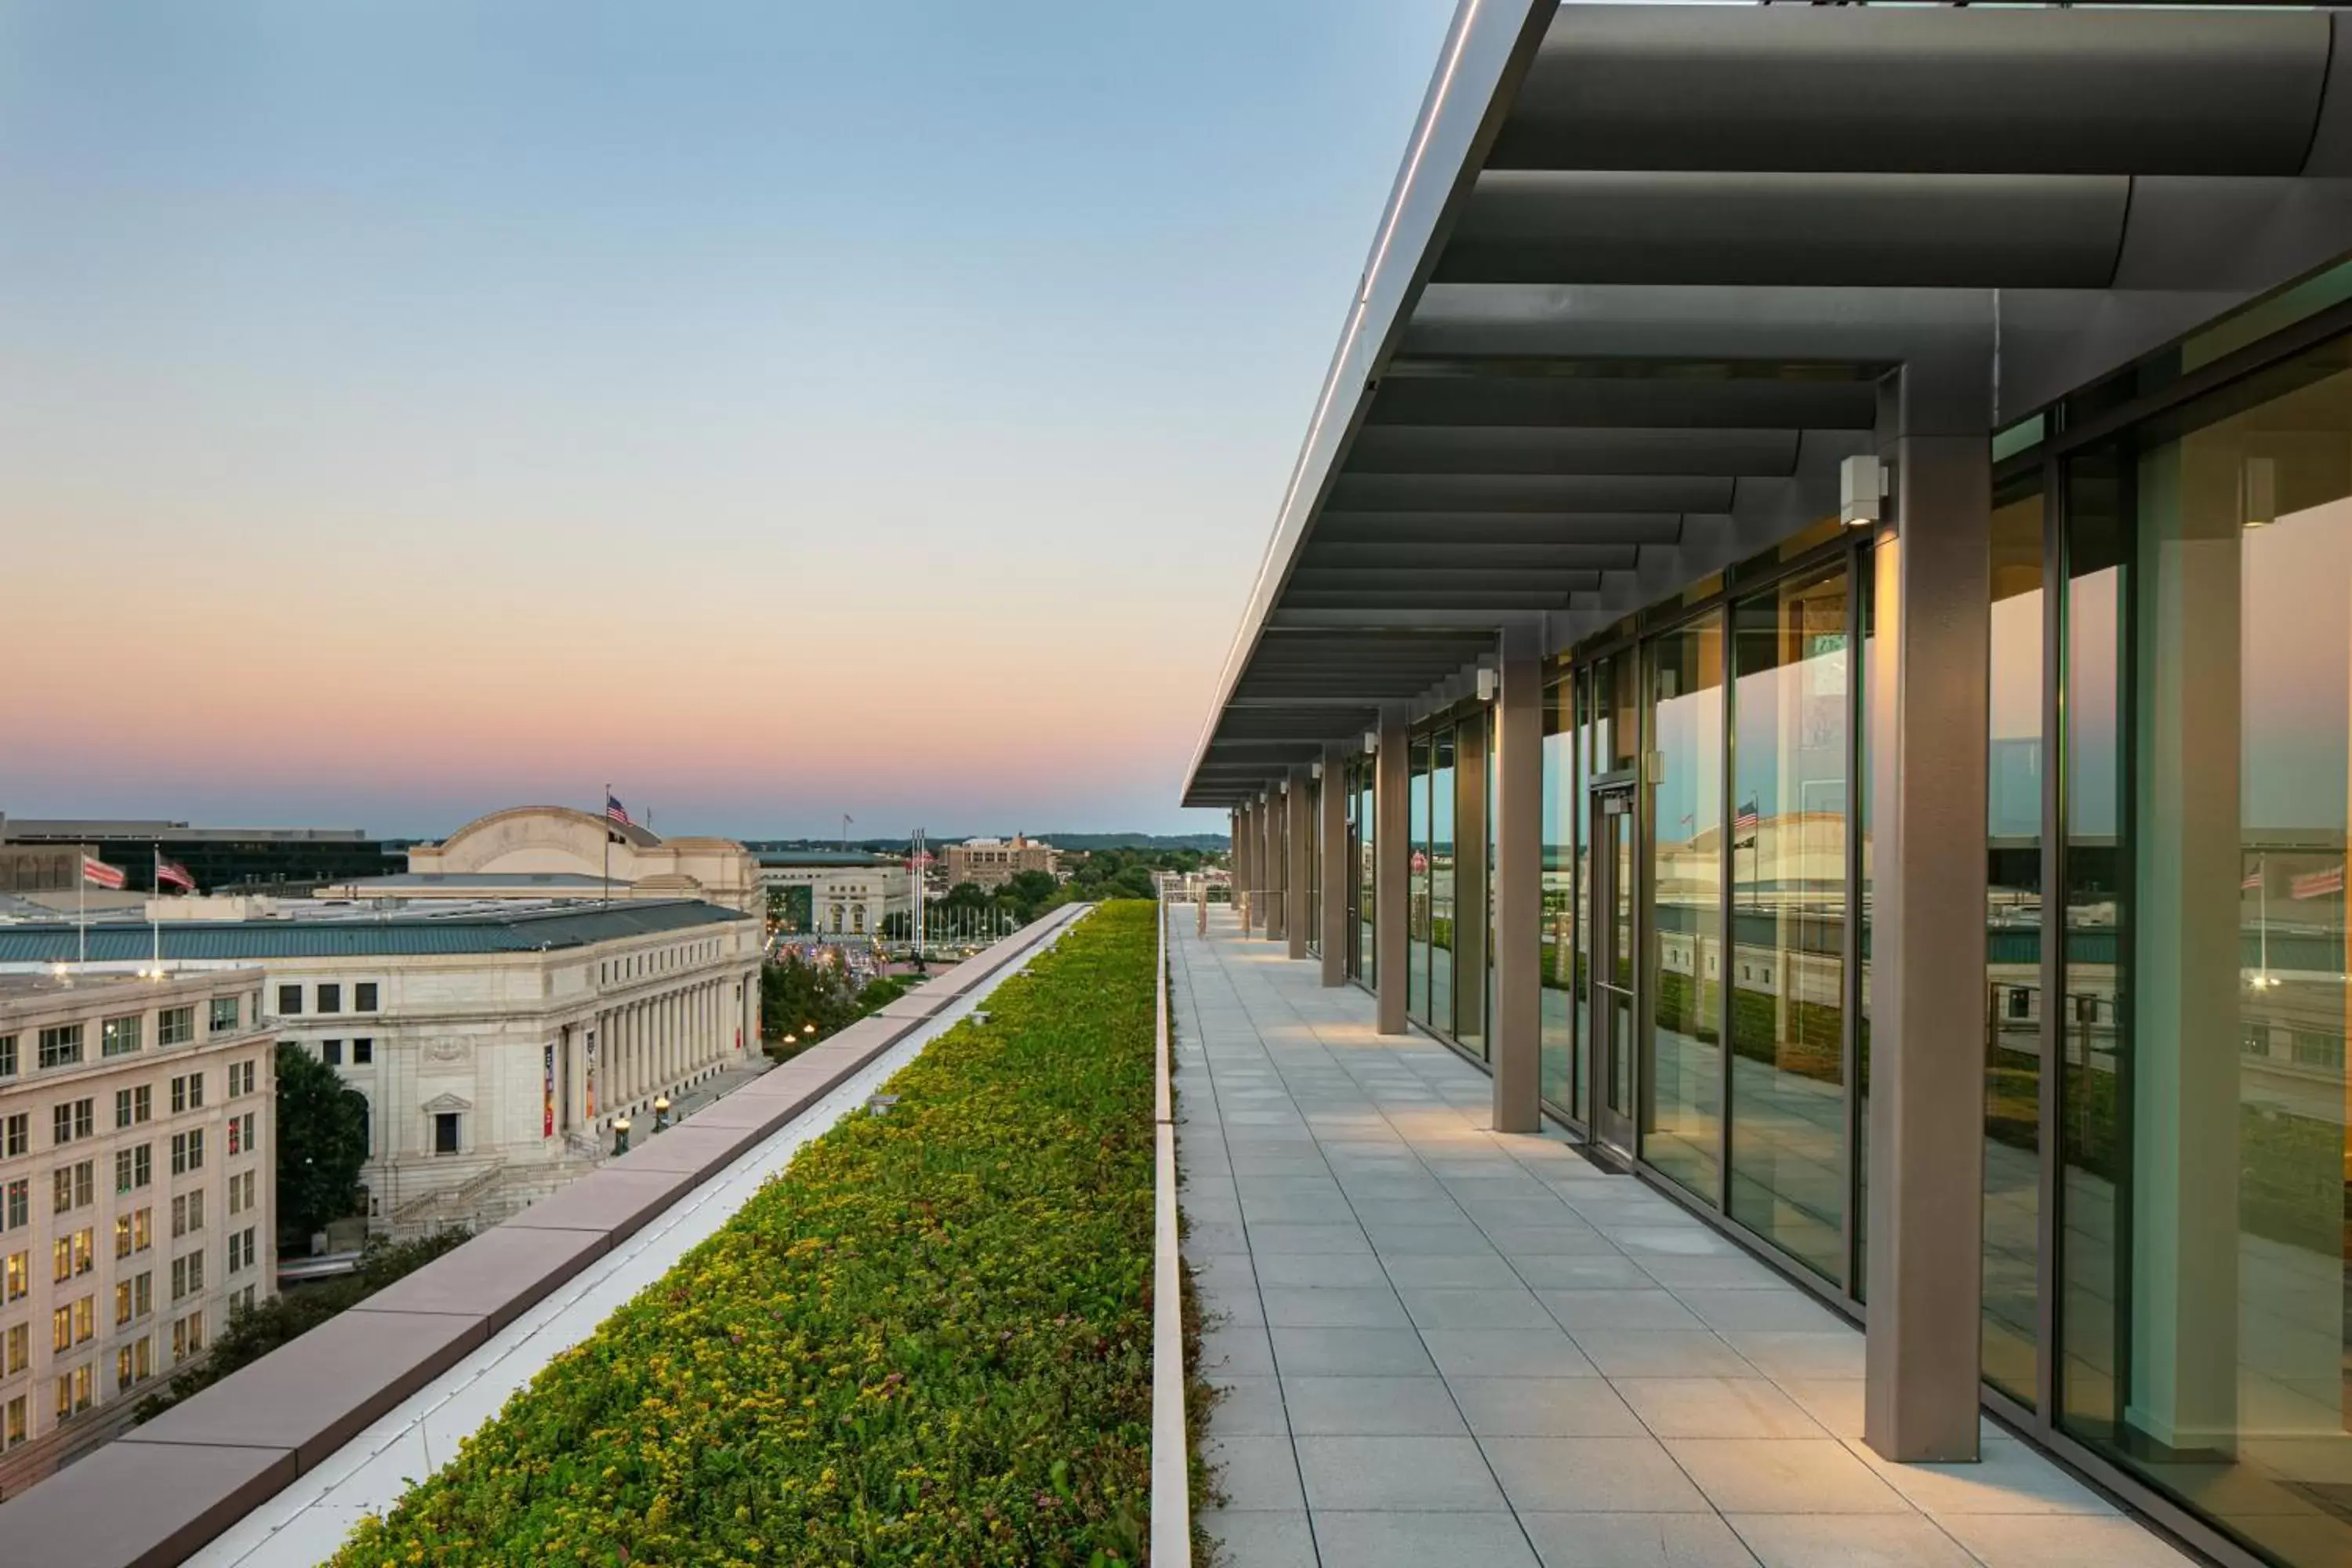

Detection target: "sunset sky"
[0, 2, 1457, 839]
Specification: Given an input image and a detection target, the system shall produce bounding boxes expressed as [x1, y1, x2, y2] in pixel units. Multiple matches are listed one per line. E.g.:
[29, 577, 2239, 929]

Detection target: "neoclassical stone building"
[389, 806, 764, 916]
[0, 898, 761, 1239]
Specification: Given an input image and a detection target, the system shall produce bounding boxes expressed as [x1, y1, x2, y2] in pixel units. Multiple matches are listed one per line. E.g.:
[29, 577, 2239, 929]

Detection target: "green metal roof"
[0, 900, 748, 964]
[753, 851, 898, 868]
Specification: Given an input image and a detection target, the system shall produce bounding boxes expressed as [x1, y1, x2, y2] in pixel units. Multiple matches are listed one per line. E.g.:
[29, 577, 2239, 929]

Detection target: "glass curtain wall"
[1453, 714, 1489, 1058]
[1409, 736, 1432, 1022]
[1646, 614, 1726, 1200]
[1596, 654, 1637, 1127]
[2056, 339, 2352, 1568]
[1984, 474, 2046, 1404]
[1431, 729, 1457, 1038]
[1726, 563, 1852, 1281]
[1541, 670, 1577, 1111]
[1486, 706, 1500, 1052]
[1305, 775, 1322, 958]
[1357, 760, 1377, 985]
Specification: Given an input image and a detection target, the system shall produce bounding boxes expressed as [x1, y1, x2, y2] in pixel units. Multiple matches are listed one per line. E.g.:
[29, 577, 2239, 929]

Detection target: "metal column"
[1492, 623, 1544, 1134]
[1864, 394, 1992, 1464]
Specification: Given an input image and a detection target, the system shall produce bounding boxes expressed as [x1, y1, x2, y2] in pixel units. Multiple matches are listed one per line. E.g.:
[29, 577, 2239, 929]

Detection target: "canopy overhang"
[1184, 2, 2352, 808]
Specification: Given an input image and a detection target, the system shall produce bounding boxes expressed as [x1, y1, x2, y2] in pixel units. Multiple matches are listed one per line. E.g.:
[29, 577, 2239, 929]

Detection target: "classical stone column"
[1287, 765, 1312, 962]
[2126, 437, 2253, 1450]
[1864, 394, 1992, 1465]
[1320, 742, 1349, 985]
[1376, 706, 1410, 1035]
[1493, 624, 1544, 1134]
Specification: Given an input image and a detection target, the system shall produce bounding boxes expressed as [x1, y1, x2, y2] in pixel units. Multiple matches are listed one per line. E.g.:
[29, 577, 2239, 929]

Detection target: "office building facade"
[1189, 7, 2352, 1565]
[0, 901, 760, 1240]
[942, 836, 1060, 891]
[0, 970, 276, 1501]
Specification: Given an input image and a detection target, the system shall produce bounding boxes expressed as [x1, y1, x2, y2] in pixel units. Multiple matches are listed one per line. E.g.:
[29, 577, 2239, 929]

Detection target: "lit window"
[100, 1015, 142, 1057]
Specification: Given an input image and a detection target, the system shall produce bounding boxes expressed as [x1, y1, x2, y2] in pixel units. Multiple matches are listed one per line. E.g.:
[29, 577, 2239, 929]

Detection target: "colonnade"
[582, 971, 753, 1123]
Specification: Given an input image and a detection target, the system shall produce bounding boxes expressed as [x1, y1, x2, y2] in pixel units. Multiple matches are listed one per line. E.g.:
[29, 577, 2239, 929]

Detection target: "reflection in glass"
[1984, 475, 2045, 1404]
[1726, 564, 1850, 1280]
[1646, 614, 1725, 1201]
[1432, 730, 1457, 1039]
[1856, 564, 1876, 1301]
[1541, 672, 1577, 1112]
[1305, 776, 1321, 958]
[1358, 764, 1376, 985]
[1409, 736, 1431, 1024]
[2060, 347, 2352, 1568]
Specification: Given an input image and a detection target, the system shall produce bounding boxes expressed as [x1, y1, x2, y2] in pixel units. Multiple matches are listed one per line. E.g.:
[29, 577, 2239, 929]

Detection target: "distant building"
[752, 851, 912, 937]
[943, 836, 1060, 891]
[0, 815, 399, 895]
[0, 898, 760, 1240]
[388, 806, 763, 916]
[0, 968, 278, 1498]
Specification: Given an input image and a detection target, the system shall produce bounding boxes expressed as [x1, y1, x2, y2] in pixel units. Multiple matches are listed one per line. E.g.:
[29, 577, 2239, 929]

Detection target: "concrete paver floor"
[1171, 907, 2194, 1568]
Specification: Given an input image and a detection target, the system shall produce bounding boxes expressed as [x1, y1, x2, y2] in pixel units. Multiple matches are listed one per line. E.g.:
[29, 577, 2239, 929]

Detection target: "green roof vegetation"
[332, 900, 1158, 1566]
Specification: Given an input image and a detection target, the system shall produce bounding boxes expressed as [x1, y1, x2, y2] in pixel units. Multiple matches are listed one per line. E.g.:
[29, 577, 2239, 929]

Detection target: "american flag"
[2243, 861, 2265, 893]
[1733, 798, 1761, 835]
[154, 854, 196, 894]
[82, 855, 125, 891]
[2292, 864, 2343, 901]
[605, 793, 632, 827]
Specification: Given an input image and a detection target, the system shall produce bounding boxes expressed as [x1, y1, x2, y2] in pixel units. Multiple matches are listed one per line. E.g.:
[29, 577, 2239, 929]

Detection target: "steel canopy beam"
[1495, 5, 2331, 176]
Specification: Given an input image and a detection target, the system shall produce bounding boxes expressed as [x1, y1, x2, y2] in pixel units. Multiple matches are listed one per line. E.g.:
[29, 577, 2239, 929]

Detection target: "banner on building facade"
[584, 1029, 598, 1120]
[544, 1043, 556, 1138]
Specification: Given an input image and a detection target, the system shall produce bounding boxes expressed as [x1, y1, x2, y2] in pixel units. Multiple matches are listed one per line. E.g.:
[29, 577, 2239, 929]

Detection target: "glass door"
[1590, 772, 1639, 1158]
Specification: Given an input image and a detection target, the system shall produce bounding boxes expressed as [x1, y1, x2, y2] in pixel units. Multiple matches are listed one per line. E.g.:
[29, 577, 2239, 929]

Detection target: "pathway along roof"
[0, 899, 749, 963]
[1182, 0, 2352, 807]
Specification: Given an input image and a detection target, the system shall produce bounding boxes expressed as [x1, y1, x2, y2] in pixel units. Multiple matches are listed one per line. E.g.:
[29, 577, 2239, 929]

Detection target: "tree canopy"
[277, 1042, 370, 1243]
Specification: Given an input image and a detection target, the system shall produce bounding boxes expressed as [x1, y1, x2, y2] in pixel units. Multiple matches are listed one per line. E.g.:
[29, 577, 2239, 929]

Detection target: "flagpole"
[152, 849, 162, 972]
[78, 851, 86, 968]
[603, 783, 612, 908]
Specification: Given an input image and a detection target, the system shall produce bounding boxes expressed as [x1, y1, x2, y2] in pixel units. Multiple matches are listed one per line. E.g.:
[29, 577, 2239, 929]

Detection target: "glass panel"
[1856, 559, 1877, 1301]
[1727, 564, 1851, 1281]
[2060, 342, 2352, 1568]
[2061, 441, 2128, 1436]
[1409, 736, 1432, 1023]
[1610, 806, 1636, 1131]
[1305, 777, 1321, 956]
[1984, 473, 2046, 1404]
[1541, 670, 1577, 1111]
[1432, 730, 1457, 1040]
[1646, 613, 1725, 1202]
[1359, 765, 1376, 985]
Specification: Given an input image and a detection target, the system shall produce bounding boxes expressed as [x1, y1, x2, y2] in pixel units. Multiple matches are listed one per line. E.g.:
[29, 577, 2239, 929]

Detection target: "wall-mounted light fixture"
[1840, 454, 1891, 528]
[1475, 668, 1499, 702]
[1309, 760, 1323, 779]
[1363, 730, 1379, 753]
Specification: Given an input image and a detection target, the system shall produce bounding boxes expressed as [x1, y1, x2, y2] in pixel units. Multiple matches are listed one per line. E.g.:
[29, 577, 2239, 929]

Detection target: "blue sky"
[0, 1, 1458, 839]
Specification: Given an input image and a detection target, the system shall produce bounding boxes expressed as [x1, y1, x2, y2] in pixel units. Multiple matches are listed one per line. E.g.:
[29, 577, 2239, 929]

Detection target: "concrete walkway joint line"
[1172, 906, 2192, 1568]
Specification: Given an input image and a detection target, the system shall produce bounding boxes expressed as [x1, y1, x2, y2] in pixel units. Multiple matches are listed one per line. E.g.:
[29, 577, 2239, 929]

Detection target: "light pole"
[652, 1094, 672, 1134]
[612, 1116, 633, 1156]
